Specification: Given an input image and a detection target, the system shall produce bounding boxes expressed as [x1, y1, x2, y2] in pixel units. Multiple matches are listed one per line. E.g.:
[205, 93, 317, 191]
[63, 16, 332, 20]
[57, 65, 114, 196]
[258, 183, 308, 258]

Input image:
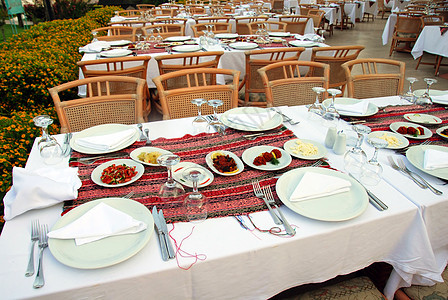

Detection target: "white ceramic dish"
[268, 31, 290, 37]
[172, 44, 202, 52]
[164, 36, 192, 42]
[367, 131, 409, 150]
[242, 145, 292, 171]
[100, 49, 132, 57]
[48, 198, 154, 269]
[228, 42, 258, 50]
[288, 40, 318, 47]
[108, 40, 132, 47]
[413, 89, 448, 105]
[406, 145, 448, 180]
[172, 161, 214, 188]
[322, 98, 379, 117]
[91, 159, 144, 187]
[276, 167, 368, 221]
[205, 150, 244, 176]
[71, 124, 139, 155]
[220, 107, 283, 132]
[283, 139, 327, 160]
[390, 122, 433, 140]
[130, 147, 173, 166]
[436, 125, 448, 140]
[403, 113, 442, 124]
[215, 33, 239, 39]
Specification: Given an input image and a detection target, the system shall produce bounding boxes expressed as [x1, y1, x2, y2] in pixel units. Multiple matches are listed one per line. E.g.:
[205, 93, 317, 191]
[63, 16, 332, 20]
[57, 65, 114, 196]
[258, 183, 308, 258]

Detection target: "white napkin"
[48, 202, 147, 245]
[423, 149, 448, 170]
[334, 101, 369, 115]
[431, 94, 448, 105]
[226, 112, 273, 128]
[79, 41, 110, 53]
[110, 16, 126, 22]
[3, 167, 81, 220]
[75, 128, 136, 151]
[290, 172, 352, 202]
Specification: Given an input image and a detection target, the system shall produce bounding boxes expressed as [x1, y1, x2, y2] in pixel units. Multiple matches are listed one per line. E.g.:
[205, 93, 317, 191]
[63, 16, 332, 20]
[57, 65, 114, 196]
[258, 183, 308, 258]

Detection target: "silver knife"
[159, 210, 176, 259]
[69, 152, 128, 162]
[152, 206, 168, 261]
[349, 174, 388, 211]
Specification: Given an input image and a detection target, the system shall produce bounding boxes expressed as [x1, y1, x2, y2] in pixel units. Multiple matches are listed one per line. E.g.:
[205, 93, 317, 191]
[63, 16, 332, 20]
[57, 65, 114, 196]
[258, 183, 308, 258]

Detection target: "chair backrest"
[137, 4, 155, 10]
[108, 20, 151, 27]
[258, 61, 330, 107]
[246, 21, 288, 34]
[299, 4, 315, 15]
[195, 16, 232, 23]
[191, 22, 232, 37]
[116, 10, 141, 17]
[92, 26, 135, 42]
[341, 58, 405, 99]
[142, 24, 185, 38]
[308, 9, 325, 29]
[394, 13, 422, 35]
[272, 0, 285, 13]
[154, 8, 175, 17]
[278, 15, 310, 34]
[152, 68, 240, 120]
[421, 14, 445, 26]
[406, 4, 427, 11]
[186, 5, 206, 14]
[150, 18, 188, 26]
[49, 76, 146, 133]
[235, 16, 268, 35]
[310, 45, 365, 90]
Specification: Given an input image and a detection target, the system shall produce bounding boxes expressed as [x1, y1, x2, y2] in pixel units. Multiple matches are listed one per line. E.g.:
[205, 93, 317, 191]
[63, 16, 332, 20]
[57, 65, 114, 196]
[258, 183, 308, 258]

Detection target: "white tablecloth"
[363, 0, 378, 17]
[411, 25, 448, 59]
[382, 13, 397, 45]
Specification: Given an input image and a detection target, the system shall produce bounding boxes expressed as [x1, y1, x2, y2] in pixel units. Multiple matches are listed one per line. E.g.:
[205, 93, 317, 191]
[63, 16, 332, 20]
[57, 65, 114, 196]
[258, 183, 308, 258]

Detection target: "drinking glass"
[206, 99, 226, 134]
[155, 27, 163, 43]
[157, 154, 186, 198]
[191, 98, 208, 133]
[343, 124, 371, 175]
[360, 137, 388, 186]
[322, 88, 341, 123]
[33, 115, 63, 165]
[183, 167, 208, 222]
[147, 28, 156, 43]
[417, 78, 437, 105]
[400, 77, 418, 103]
[92, 31, 98, 43]
[308, 87, 326, 117]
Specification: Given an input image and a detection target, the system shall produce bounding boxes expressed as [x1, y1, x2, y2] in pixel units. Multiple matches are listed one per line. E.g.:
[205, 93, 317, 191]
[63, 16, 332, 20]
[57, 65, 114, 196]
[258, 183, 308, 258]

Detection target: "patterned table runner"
[66, 127, 324, 223]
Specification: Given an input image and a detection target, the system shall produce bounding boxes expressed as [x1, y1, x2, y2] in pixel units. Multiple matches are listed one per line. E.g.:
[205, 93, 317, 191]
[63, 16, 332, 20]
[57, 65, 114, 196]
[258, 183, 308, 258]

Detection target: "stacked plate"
[228, 42, 258, 50]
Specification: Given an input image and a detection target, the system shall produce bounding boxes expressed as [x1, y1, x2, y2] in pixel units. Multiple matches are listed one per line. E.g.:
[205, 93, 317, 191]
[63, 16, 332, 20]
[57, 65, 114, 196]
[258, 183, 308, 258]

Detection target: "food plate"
[205, 150, 244, 176]
[268, 31, 290, 37]
[288, 40, 318, 47]
[406, 145, 448, 180]
[173, 161, 214, 188]
[172, 44, 202, 52]
[100, 49, 133, 57]
[276, 167, 368, 221]
[367, 131, 409, 150]
[283, 139, 327, 160]
[390, 122, 433, 140]
[170, 42, 184, 46]
[322, 98, 379, 117]
[130, 146, 173, 166]
[220, 107, 283, 132]
[215, 33, 239, 39]
[413, 89, 448, 105]
[242, 145, 292, 171]
[71, 124, 139, 155]
[154, 42, 172, 48]
[436, 125, 448, 140]
[48, 198, 154, 269]
[228, 42, 258, 50]
[91, 159, 144, 188]
[164, 36, 192, 42]
[108, 40, 132, 47]
[403, 113, 442, 124]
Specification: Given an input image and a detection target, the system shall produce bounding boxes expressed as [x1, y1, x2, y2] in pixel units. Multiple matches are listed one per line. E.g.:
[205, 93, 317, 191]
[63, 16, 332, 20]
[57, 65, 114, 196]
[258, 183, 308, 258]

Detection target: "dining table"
[411, 25, 448, 60]
[1, 95, 448, 299]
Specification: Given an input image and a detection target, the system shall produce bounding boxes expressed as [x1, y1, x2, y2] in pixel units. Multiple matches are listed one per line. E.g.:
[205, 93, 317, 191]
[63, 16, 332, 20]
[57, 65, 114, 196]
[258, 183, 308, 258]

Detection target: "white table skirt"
[411, 25, 448, 59]
[382, 13, 397, 45]
[363, 0, 378, 17]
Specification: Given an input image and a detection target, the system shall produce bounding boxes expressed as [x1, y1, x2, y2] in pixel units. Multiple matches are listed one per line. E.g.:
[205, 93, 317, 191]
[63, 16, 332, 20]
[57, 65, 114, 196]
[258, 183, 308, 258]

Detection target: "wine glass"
[155, 27, 163, 43]
[33, 115, 63, 165]
[206, 99, 226, 135]
[308, 87, 326, 117]
[417, 78, 437, 105]
[360, 137, 388, 186]
[400, 77, 418, 103]
[157, 154, 186, 198]
[147, 28, 156, 43]
[182, 167, 208, 222]
[343, 124, 371, 175]
[191, 98, 208, 133]
[322, 88, 341, 123]
[92, 31, 98, 43]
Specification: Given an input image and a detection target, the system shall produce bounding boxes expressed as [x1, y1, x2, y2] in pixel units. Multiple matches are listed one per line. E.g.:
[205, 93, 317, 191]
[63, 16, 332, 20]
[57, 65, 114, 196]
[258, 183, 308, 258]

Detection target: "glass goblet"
[33, 115, 63, 165]
[322, 88, 341, 123]
[191, 98, 208, 133]
[343, 124, 371, 175]
[147, 28, 156, 43]
[308, 86, 326, 117]
[206, 99, 226, 135]
[155, 27, 163, 43]
[400, 77, 418, 103]
[92, 31, 98, 43]
[360, 137, 388, 186]
[182, 167, 208, 223]
[157, 154, 186, 198]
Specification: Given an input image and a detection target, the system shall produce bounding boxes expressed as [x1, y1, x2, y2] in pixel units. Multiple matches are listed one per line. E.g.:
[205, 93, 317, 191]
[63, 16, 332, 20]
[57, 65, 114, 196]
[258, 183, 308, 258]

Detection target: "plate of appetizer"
[390, 122, 432, 140]
[91, 159, 144, 187]
[242, 145, 292, 171]
[205, 150, 244, 176]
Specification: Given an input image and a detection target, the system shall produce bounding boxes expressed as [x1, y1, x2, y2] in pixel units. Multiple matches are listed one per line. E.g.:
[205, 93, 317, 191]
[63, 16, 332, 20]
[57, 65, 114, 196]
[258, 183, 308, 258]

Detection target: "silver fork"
[252, 180, 282, 225]
[270, 108, 300, 125]
[396, 140, 431, 154]
[397, 158, 443, 195]
[25, 220, 40, 277]
[263, 186, 295, 236]
[387, 156, 427, 189]
[310, 160, 324, 168]
[123, 191, 135, 199]
[33, 224, 49, 289]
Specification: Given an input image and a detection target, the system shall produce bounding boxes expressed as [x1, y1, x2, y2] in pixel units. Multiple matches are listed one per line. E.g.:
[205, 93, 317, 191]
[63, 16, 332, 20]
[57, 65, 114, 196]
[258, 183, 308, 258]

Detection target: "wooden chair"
[195, 16, 232, 23]
[378, 0, 390, 19]
[258, 61, 330, 107]
[108, 20, 151, 27]
[389, 13, 422, 56]
[150, 18, 188, 26]
[310, 45, 365, 94]
[116, 10, 141, 17]
[185, 5, 206, 14]
[341, 58, 405, 99]
[272, 0, 285, 13]
[406, 4, 427, 12]
[395, 266, 448, 300]
[152, 68, 240, 120]
[77, 56, 152, 119]
[239, 47, 306, 107]
[278, 15, 311, 34]
[137, 4, 155, 10]
[142, 24, 185, 39]
[49, 76, 146, 133]
[415, 15, 445, 73]
[191, 22, 232, 37]
[299, 4, 316, 15]
[246, 20, 288, 34]
[92, 26, 135, 42]
[153, 8, 175, 17]
[308, 9, 328, 36]
[159, 4, 180, 10]
[235, 16, 268, 35]
[334, 1, 353, 30]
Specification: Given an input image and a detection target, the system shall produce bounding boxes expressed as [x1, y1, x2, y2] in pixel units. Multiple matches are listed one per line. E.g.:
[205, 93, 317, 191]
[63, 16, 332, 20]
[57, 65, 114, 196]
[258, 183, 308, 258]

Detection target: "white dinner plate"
[164, 36, 192, 42]
[205, 150, 244, 176]
[288, 40, 318, 47]
[172, 161, 214, 188]
[276, 167, 368, 221]
[228, 42, 258, 50]
[130, 146, 173, 166]
[215, 33, 239, 39]
[322, 98, 379, 117]
[390, 122, 433, 140]
[436, 125, 448, 140]
[91, 159, 144, 187]
[220, 107, 283, 132]
[268, 31, 291, 37]
[367, 131, 409, 150]
[108, 40, 132, 47]
[172, 44, 202, 52]
[413, 89, 448, 105]
[100, 49, 133, 57]
[242, 145, 292, 171]
[406, 145, 448, 180]
[283, 139, 327, 160]
[403, 113, 442, 124]
[48, 198, 154, 269]
[71, 124, 139, 155]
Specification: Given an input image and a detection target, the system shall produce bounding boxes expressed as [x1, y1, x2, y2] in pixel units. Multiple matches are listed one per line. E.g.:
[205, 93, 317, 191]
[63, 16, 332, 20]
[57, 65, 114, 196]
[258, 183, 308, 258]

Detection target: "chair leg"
[415, 54, 423, 70]
[435, 55, 442, 76]
[389, 39, 395, 56]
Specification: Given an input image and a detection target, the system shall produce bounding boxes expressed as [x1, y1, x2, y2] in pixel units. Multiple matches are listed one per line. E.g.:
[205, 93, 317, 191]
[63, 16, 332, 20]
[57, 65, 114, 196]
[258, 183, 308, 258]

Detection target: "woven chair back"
[191, 22, 232, 37]
[116, 10, 141, 17]
[235, 16, 268, 35]
[308, 9, 325, 29]
[142, 24, 185, 38]
[278, 15, 310, 34]
[92, 26, 135, 42]
[247, 21, 288, 34]
[421, 14, 445, 26]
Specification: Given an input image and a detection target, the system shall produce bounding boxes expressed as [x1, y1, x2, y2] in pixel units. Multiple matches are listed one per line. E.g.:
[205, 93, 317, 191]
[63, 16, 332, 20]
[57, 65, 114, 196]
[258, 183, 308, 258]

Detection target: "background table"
[411, 25, 448, 60]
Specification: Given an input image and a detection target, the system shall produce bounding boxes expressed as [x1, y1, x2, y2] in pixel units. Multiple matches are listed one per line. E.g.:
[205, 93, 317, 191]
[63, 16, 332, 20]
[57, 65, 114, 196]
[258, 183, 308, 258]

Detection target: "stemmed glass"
[135, 33, 142, 49]
[157, 154, 186, 198]
[400, 77, 418, 103]
[155, 27, 163, 43]
[182, 167, 208, 222]
[344, 124, 371, 175]
[33, 115, 63, 165]
[417, 78, 437, 105]
[191, 98, 208, 133]
[322, 88, 341, 122]
[308, 87, 326, 117]
[92, 31, 98, 43]
[206, 99, 226, 134]
[147, 28, 156, 43]
[360, 137, 388, 186]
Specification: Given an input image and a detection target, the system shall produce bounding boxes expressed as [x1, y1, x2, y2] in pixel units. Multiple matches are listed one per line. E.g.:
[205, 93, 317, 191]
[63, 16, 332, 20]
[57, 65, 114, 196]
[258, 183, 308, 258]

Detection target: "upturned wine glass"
[182, 167, 208, 222]
[206, 99, 226, 135]
[400, 77, 418, 103]
[344, 124, 371, 175]
[308, 87, 326, 117]
[92, 31, 98, 43]
[157, 154, 185, 198]
[322, 88, 341, 123]
[417, 78, 437, 105]
[191, 98, 208, 133]
[33, 115, 63, 165]
[360, 137, 388, 186]
[155, 27, 163, 43]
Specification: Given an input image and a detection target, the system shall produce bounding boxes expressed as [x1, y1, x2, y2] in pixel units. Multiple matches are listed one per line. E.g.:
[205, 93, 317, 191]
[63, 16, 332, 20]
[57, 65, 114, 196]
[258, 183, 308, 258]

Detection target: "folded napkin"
[423, 149, 448, 170]
[3, 167, 81, 220]
[75, 128, 136, 151]
[110, 16, 126, 22]
[79, 41, 110, 53]
[334, 101, 369, 115]
[226, 112, 273, 128]
[48, 202, 147, 245]
[290, 172, 352, 202]
[431, 93, 448, 104]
